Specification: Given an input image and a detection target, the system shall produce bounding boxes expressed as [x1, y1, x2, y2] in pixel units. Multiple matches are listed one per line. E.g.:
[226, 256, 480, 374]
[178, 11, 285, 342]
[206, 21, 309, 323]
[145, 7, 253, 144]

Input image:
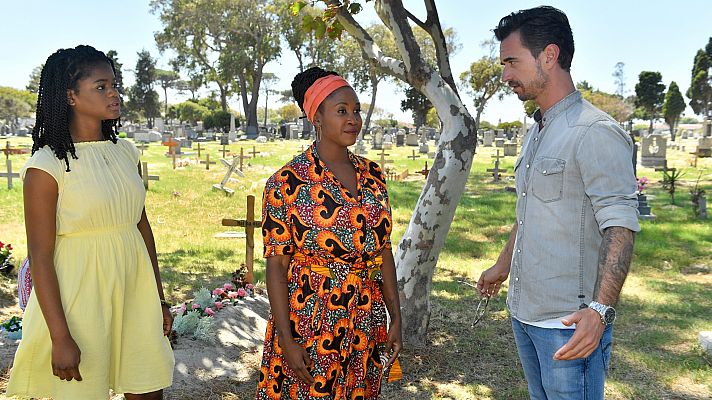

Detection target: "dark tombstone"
[220, 135, 229, 146]
[246, 126, 259, 140]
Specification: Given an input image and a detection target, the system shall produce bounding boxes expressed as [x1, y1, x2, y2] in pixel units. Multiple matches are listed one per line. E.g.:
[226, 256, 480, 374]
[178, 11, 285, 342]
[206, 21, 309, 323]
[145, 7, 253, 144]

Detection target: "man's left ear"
[543, 44, 560, 69]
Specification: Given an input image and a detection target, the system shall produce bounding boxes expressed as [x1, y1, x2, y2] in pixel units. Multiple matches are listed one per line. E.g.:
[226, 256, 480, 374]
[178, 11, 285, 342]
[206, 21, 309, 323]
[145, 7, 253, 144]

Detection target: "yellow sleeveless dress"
[7, 139, 174, 399]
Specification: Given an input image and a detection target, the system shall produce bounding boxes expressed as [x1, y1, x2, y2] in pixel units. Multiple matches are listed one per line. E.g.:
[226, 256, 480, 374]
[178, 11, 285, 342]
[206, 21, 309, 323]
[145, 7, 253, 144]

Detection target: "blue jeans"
[511, 318, 613, 400]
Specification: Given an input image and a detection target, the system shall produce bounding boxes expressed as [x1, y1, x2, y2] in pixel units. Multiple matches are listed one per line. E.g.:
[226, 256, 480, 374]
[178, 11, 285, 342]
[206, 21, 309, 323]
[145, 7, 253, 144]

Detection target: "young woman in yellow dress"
[7, 45, 174, 399]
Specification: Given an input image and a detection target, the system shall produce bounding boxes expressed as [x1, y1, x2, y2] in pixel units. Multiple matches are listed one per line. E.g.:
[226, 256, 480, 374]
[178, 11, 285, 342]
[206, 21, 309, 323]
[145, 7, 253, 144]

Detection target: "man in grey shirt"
[477, 6, 640, 400]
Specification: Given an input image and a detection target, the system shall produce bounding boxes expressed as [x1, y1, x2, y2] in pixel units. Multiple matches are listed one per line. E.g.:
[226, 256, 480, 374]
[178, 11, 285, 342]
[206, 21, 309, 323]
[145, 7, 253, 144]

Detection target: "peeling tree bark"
[330, 0, 478, 347]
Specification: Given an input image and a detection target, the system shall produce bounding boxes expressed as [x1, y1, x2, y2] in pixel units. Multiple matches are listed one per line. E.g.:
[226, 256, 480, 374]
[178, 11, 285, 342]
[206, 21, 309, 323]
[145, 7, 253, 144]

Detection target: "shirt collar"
[536, 90, 582, 127]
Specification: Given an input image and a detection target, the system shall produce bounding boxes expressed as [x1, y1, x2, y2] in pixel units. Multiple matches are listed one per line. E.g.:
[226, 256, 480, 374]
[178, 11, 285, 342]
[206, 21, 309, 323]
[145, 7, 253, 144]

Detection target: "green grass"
[0, 135, 711, 399]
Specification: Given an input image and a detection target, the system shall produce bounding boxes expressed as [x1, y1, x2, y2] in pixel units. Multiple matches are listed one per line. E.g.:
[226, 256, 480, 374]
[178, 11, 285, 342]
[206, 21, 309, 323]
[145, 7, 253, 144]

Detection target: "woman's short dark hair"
[290, 66, 340, 114]
[32, 45, 120, 171]
[494, 6, 574, 72]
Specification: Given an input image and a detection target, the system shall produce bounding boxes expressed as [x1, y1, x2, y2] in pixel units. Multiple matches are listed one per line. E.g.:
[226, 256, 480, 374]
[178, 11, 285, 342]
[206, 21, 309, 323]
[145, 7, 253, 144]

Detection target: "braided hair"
[291, 66, 340, 114]
[32, 45, 120, 171]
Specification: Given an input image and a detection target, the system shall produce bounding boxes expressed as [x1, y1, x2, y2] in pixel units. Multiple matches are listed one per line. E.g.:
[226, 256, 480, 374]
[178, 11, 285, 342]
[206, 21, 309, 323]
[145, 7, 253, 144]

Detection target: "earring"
[316, 124, 321, 143]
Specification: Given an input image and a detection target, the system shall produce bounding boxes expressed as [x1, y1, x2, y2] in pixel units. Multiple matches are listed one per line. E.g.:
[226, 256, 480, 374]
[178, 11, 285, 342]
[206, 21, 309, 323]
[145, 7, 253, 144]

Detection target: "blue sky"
[1, 0, 710, 124]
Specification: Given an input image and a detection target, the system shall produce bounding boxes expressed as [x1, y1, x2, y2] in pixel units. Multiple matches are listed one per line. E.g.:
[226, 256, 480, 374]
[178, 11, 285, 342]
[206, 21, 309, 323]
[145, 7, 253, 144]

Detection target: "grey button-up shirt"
[507, 91, 641, 322]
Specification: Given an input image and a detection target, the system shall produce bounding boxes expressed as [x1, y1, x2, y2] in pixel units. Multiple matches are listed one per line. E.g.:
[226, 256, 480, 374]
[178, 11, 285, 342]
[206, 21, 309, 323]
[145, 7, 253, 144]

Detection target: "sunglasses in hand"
[459, 280, 490, 327]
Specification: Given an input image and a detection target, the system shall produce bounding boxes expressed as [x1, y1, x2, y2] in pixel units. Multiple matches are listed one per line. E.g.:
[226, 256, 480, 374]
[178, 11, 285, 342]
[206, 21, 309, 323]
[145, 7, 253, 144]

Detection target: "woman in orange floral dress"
[256, 67, 402, 399]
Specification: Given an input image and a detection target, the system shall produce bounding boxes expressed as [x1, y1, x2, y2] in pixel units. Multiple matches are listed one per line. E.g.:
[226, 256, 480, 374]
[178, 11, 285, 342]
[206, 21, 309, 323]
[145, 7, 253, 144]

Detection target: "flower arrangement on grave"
[689, 172, 706, 217]
[0, 241, 14, 275]
[636, 177, 649, 195]
[170, 271, 257, 343]
[1, 315, 22, 340]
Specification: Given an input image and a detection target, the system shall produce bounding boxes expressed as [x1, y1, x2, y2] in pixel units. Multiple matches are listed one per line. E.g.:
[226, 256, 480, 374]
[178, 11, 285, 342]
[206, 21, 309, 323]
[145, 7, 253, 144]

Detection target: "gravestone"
[135, 130, 161, 143]
[495, 138, 505, 148]
[372, 129, 383, 150]
[637, 194, 655, 220]
[484, 130, 495, 147]
[288, 125, 300, 140]
[640, 135, 667, 167]
[395, 130, 405, 146]
[383, 132, 393, 150]
[419, 134, 429, 154]
[703, 118, 711, 137]
[699, 331, 712, 357]
[697, 137, 712, 157]
[246, 126, 258, 140]
[503, 142, 518, 157]
[406, 133, 419, 146]
[154, 117, 165, 133]
[354, 138, 367, 155]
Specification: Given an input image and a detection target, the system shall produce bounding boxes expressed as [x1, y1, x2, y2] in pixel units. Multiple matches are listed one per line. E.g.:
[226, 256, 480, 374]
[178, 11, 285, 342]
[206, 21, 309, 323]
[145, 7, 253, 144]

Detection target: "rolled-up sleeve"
[576, 120, 641, 233]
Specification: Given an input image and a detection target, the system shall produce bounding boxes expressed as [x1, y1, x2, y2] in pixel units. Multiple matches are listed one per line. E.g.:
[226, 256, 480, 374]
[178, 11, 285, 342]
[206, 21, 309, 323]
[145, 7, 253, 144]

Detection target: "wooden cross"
[418, 161, 430, 177]
[1, 159, 20, 189]
[171, 152, 177, 170]
[249, 145, 261, 158]
[221, 195, 259, 283]
[221, 144, 230, 158]
[487, 150, 507, 182]
[136, 143, 149, 155]
[212, 156, 245, 196]
[139, 161, 159, 190]
[408, 150, 420, 161]
[238, 147, 251, 171]
[200, 153, 216, 170]
[654, 160, 676, 174]
[196, 142, 203, 158]
[378, 148, 393, 171]
[689, 149, 701, 168]
[3, 142, 29, 160]
[295, 144, 305, 155]
[162, 135, 180, 155]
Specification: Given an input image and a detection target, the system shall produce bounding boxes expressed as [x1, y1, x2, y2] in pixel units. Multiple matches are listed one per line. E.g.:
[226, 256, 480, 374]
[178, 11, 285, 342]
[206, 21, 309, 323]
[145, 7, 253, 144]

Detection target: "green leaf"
[315, 19, 326, 39]
[348, 3, 363, 14]
[290, 1, 307, 16]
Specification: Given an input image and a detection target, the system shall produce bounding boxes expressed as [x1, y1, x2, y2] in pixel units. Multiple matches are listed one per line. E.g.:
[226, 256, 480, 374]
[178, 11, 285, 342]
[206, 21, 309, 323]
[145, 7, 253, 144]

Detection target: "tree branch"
[422, 0, 458, 96]
[327, 0, 408, 82]
[405, 9, 427, 31]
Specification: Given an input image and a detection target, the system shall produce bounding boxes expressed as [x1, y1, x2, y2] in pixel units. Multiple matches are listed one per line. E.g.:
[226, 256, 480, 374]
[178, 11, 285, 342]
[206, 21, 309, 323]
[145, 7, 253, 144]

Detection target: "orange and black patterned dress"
[257, 142, 393, 399]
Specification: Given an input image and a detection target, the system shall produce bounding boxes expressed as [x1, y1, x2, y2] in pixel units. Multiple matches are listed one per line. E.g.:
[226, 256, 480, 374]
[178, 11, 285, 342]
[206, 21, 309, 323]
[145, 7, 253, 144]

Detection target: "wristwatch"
[588, 301, 616, 326]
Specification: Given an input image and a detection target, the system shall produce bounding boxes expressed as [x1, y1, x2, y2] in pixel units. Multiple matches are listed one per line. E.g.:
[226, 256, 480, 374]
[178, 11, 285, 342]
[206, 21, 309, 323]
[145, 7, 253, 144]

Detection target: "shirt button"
[519, 220, 523, 225]
[515, 277, 519, 281]
[543, 170, 547, 174]
[526, 164, 530, 168]
[534, 137, 538, 141]
[517, 249, 521, 253]
[522, 192, 526, 197]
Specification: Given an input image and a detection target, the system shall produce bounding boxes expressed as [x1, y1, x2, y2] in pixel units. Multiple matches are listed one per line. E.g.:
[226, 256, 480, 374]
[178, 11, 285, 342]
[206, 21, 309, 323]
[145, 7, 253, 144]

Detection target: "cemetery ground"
[0, 135, 710, 399]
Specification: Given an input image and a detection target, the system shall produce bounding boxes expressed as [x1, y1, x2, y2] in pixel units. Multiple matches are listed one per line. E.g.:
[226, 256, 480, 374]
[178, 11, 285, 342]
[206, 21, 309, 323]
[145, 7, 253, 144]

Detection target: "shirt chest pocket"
[532, 157, 565, 203]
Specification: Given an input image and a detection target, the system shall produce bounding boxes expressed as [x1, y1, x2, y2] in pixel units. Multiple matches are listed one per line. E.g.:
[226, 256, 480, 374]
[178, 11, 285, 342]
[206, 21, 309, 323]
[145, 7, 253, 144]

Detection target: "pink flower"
[178, 303, 187, 315]
[192, 303, 201, 310]
[223, 283, 235, 291]
[212, 288, 225, 296]
[214, 301, 224, 310]
[227, 291, 239, 299]
[245, 283, 254, 290]
[237, 288, 247, 297]
[205, 307, 214, 316]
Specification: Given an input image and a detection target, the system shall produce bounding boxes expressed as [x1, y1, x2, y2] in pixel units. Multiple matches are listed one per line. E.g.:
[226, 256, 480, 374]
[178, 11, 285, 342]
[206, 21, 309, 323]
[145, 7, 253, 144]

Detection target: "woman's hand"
[281, 337, 314, 385]
[51, 335, 83, 381]
[161, 304, 173, 336]
[385, 318, 402, 368]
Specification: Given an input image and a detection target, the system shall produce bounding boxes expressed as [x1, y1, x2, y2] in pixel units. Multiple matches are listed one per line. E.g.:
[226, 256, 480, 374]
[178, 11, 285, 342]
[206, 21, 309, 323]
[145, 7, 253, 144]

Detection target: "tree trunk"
[334, 0, 477, 347]
[363, 74, 380, 133]
[218, 83, 228, 113]
[163, 86, 169, 117]
[648, 118, 653, 134]
[396, 78, 477, 347]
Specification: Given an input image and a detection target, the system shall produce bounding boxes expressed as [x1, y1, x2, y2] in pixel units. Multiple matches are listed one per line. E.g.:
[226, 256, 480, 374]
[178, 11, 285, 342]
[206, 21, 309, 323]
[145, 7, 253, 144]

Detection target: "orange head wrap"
[303, 75, 351, 124]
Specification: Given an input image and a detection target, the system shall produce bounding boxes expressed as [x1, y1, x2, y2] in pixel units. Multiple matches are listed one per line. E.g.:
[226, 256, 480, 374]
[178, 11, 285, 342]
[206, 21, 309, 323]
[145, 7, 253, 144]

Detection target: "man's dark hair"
[32, 45, 120, 171]
[494, 6, 574, 72]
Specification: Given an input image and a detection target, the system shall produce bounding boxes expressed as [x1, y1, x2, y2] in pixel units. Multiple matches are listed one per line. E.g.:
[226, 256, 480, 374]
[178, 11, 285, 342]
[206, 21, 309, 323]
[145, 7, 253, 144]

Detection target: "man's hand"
[553, 307, 605, 360]
[161, 305, 174, 336]
[477, 263, 510, 297]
